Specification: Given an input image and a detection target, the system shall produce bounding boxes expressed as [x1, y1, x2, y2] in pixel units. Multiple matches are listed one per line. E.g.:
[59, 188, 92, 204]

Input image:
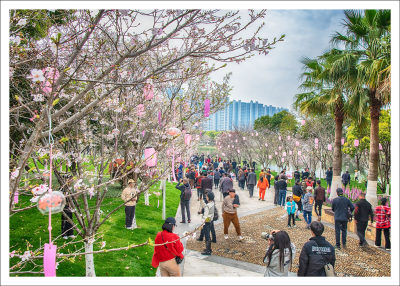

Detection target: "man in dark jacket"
[201, 173, 213, 194]
[232, 160, 237, 171]
[341, 171, 351, 189]
[325, 167, 333, 189]
[213, 160, 219, 170]
[188, 168, 196, 189]
[219, 173, 233, 198]
[277, 177, 288, 207]
[175, 179, 192, 223]
[273, 175, 280, 206]
[354, 193, 374, 247]
[246, 169, 257, 198]
[213, 169, 221, 189]
[298, 221, 335, 276]
[292, 180, 303, 221]
[331, 188, 355, 249]
[302, 168, 310, 181]
[314, 180, 326, 221]
[294, 168, 301, 182]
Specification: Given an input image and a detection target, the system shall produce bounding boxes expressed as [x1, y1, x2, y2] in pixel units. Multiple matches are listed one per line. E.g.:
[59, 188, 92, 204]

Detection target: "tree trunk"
[356, 155, 360, 173]
[366, 91, 381, 207]
[84, 240, 96, 277]
[329, 103, 344, 200]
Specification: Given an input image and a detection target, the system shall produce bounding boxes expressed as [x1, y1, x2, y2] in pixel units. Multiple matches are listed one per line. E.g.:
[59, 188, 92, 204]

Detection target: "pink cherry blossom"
[17, 18, 27, 26]
[88, 187, 95, 199]
[136, 104, 145, 117]
[32, 94, 45, 102]
[21, 251, 31, 261]
[32, 184, 48, 195]
[27, 69, 45, 83]
[10, 168, 20, 180]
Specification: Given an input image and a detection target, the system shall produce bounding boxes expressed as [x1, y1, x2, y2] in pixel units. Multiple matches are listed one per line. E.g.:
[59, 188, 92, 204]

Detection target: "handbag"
[161, 233, 183, 264]
[313, 241, 335, 276]
[293, 194, 301, 202]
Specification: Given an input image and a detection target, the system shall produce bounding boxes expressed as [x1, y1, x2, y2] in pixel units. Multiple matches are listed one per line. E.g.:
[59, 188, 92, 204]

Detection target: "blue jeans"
[278, 190, 286, 206]
[303, 210, 312, 225]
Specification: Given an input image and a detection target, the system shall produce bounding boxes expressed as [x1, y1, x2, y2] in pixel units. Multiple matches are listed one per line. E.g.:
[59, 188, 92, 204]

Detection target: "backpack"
[308, 196, 314, 205]
[213, 205, 219, 221]
[183, 185, 192, 200]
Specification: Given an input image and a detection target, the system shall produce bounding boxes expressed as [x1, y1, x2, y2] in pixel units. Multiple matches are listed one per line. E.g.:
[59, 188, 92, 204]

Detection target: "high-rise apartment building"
[203, 99, 288, 131]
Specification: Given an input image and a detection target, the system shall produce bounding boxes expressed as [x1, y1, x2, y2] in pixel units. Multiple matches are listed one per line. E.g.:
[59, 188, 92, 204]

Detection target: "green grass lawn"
[197, 145, 217, 154]
[10, 180, 180, 277]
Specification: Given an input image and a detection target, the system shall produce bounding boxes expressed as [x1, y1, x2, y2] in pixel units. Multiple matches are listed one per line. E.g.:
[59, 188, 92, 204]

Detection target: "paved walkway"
[162, 180, 282, 277]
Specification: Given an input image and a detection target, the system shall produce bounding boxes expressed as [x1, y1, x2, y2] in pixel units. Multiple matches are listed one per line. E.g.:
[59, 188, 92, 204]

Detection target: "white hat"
[306, 186, 313, 191]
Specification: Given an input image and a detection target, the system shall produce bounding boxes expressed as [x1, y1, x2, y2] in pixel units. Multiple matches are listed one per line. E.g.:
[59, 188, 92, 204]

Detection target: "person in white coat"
[263, 230, 296, 277]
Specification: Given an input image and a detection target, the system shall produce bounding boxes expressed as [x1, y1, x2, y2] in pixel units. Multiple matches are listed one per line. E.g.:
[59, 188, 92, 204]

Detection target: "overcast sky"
[211, 9, 345, 111]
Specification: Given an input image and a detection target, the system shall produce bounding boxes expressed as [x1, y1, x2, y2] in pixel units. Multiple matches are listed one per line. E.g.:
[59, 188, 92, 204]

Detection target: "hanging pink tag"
[44, 243, 57, 277]
[204, 99, 210, 117]
[184, 134, 192, 145]
[143, 84, 154, 100]
[14, 191, 19, 204]
[158, 111, 162, 126]
[144, 147, 157, 167]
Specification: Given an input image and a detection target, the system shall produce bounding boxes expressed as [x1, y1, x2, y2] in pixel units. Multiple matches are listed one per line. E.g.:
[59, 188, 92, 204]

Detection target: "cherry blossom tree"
[9, 9, 284, 276]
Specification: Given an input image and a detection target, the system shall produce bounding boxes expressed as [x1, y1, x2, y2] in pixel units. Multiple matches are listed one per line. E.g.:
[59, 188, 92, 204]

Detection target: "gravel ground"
[186, 207, 391, 277]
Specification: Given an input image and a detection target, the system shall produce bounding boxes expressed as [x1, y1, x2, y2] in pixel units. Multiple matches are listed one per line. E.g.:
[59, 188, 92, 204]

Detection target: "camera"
[261, 232, 275, 241]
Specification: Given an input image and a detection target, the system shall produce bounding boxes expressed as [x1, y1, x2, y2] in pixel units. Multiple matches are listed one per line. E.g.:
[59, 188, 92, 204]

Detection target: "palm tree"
[294, 54, 354, 200]
[330, 9, 391, 206]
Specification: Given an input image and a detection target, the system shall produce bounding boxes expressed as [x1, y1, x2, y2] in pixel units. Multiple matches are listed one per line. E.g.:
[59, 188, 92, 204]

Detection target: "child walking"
[286, 196, 297, 227]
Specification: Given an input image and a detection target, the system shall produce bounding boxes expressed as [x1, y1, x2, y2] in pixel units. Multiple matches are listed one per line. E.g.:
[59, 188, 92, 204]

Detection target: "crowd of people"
[148, 154, 391, 277]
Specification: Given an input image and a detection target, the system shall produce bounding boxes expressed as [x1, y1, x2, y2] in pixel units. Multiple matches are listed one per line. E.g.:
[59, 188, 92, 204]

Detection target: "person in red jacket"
[374, 197, 391, 250]
[152, 217, 184, 276]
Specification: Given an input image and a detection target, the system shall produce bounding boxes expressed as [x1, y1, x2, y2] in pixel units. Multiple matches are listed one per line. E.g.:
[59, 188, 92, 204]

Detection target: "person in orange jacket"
[257, 174, 270, 201]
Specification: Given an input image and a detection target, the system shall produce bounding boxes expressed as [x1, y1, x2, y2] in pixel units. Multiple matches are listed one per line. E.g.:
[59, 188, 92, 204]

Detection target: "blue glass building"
[203, 99, 288, 131]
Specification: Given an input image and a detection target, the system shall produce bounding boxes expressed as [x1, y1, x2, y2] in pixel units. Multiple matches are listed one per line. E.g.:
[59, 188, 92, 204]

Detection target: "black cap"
[228, 189, 236, 193]
[165, 217, 176, 225]
[336, 188, 343, 195]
